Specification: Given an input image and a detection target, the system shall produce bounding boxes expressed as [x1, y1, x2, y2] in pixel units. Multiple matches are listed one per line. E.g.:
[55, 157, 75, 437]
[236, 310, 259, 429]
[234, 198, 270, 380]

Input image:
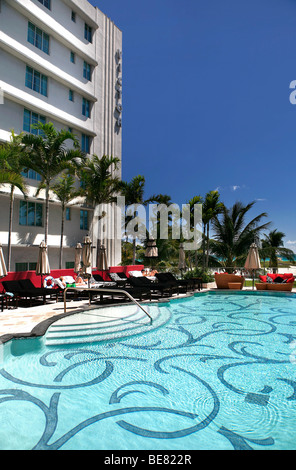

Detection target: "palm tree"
[261, 229, 295, 273]
[120, 175, 172, 264]
[188, 195, 203, 267]
[51, 173, 81, 269]
[0, 134, 28, 271]
[79, 154, 121, 261]
[80, 154, 121, 206]
[21, 122, 84, 245]
[203, 191, 224, 269]
[120, 175, 146, 264]
[211, 200, 270, 271]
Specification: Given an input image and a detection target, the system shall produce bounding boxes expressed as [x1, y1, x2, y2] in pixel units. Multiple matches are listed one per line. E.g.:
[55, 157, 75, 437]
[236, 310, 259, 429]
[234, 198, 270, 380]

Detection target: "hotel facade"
[0, 0, 122, 271]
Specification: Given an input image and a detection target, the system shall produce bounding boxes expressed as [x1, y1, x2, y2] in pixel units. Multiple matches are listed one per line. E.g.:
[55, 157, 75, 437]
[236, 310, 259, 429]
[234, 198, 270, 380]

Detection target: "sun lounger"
[156, 272, 191, 292]
[108, 272, 128, 287]
[128, 275, 173, 297]
[2, 279, 57, 306]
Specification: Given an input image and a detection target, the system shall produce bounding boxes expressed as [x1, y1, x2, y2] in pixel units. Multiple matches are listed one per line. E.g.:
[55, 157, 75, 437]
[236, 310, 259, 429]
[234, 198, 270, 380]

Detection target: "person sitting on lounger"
[75, 273, 87, 285]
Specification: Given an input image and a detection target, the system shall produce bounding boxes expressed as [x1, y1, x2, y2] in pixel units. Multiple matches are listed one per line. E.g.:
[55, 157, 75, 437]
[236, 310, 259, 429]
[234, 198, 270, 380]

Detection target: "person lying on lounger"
[75, 273, 87, 285]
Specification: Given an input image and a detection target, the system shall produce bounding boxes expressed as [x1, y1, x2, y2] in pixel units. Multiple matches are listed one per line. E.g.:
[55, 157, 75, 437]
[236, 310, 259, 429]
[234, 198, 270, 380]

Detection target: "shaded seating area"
[0, 263, 209, 312]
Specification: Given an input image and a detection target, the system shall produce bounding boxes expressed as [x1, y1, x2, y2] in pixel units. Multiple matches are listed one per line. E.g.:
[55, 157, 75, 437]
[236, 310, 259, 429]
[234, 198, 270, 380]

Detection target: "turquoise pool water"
[0, 291, 296, 450]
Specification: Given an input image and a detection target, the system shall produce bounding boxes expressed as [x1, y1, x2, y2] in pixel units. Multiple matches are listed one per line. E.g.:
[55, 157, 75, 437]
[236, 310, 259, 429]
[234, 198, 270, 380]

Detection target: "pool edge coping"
[1, 287, 295, 345]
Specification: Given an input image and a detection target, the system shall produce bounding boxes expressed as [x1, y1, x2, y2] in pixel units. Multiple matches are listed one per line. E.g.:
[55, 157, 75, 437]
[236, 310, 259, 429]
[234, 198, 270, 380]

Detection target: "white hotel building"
[0, 0, 122, 271]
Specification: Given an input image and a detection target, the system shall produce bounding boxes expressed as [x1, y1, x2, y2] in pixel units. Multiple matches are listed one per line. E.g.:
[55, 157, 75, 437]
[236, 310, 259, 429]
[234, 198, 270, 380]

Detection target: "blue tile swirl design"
[0, 292, 296, 450]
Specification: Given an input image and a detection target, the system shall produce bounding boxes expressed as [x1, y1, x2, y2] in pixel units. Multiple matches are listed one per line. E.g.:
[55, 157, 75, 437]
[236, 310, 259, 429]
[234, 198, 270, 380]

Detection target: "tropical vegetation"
[20, 122, 84, 245]
[0, 123, 294, 274]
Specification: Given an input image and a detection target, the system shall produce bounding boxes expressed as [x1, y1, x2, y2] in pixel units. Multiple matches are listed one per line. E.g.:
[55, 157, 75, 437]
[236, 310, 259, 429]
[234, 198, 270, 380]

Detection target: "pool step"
[45, 303, 171, 346]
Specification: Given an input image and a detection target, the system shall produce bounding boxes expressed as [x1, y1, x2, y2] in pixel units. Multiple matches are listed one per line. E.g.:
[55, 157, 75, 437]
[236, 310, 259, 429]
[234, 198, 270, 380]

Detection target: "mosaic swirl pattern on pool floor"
[0, 292, 296, 450]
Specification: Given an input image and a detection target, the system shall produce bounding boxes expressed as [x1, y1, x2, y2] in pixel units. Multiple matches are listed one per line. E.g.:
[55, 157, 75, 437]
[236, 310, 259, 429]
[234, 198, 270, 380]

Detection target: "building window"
[15, 262, 28, 272]
[80, 210, 88, 230]
[37, 0, 51, 10]
[23, 109, 46, 134]
[66, 261, 74, 269]
[66, 207, 71, 220]
[84, 23, 92, 43]
[27, 22, 49, 54]
[81, 134, 90, 153]
[82, 98, 90, 117]
[15, 262, 37, 272]
[71, 11, 76, 22]
[70, 51, 75, 63]
[83, 61, 91, 81]
[25, 66, 48, 96]
[21, 169, 42, 181]
[69, 89, 74, 101]
[19, 201, 43, 227]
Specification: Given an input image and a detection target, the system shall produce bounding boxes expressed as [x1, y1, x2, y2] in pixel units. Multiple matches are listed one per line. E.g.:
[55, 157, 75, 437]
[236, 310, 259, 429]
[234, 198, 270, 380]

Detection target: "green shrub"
[183, 268, 214, 283]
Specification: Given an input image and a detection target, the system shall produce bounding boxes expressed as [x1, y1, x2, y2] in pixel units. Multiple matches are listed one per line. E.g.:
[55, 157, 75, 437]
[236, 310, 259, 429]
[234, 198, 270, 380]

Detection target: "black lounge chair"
[156, 272, 192, 292]
[88, 284, 152, 303]
[92, 274, 115, 284]
[88, 274, 151, 302]
[108, 272, 128, 287]
[128, 275, 174, 297]
[116, 272, 129, 280]
[2, 279, 57, 306]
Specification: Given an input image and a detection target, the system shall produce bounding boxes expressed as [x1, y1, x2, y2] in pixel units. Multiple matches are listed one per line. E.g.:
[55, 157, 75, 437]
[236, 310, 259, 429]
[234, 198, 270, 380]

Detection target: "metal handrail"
[63, 287, 153, 323]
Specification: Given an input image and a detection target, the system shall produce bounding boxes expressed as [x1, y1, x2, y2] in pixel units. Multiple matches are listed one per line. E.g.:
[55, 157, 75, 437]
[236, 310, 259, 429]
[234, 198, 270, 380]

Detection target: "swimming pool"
[0, 291, 296, 450]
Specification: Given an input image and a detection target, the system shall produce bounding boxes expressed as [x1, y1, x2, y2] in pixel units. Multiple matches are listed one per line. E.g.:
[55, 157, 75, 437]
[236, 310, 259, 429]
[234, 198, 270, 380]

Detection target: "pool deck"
[0, 286, 295, 344]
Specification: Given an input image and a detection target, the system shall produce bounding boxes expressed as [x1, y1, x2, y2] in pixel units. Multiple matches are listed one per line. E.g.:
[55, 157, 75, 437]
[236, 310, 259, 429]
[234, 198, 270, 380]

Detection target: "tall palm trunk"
[44, 184, 50, 245]
[132, 238, 136, 265]
[7, 185, 14, 272]
[202, 223, 206, 270]
[206, 222, 210, 268]
[59, 205, 65, 269]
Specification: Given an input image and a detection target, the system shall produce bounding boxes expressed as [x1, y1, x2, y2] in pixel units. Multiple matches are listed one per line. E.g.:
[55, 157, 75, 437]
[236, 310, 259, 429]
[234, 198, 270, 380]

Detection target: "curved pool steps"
[45, 303, 171, 346]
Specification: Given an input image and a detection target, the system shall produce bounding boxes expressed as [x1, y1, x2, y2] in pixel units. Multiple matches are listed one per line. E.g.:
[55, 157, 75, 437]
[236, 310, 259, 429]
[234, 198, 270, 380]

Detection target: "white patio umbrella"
[145, 238, 158, 258]
[82, 235, 92, 283]
[0, 244, 7, 279]
[244, 243, 261, 289]
[74, 242, 82, 274]
[36, 241, 50, 287]
[97, 243, 108, 271]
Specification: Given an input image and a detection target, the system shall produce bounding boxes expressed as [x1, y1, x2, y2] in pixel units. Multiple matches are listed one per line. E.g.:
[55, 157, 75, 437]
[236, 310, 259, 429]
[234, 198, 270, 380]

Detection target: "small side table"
[228, 282, 241, 290]
[191, 277, 202, 291]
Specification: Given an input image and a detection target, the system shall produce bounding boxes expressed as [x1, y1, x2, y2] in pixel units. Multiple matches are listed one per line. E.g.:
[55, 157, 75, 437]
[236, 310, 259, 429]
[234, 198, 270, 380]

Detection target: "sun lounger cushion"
[54, 278, 65, 289]
[259, 273, 294, 284]
[63, 276, 76, 284]
[128, 270, 143, 277]
[109, 272, 128, 282]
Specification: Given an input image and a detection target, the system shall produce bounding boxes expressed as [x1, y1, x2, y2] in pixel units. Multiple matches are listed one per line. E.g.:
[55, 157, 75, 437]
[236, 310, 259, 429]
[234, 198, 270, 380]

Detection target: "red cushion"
[259, 275, 267, 282]
[282, 273, 293, 279]
[287, 277, 295, 283]
[267, 274, 277, 280]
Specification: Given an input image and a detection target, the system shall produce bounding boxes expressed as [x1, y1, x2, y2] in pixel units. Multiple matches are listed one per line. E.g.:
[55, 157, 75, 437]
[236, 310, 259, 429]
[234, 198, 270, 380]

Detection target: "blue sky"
[90, 0, 296, 249]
